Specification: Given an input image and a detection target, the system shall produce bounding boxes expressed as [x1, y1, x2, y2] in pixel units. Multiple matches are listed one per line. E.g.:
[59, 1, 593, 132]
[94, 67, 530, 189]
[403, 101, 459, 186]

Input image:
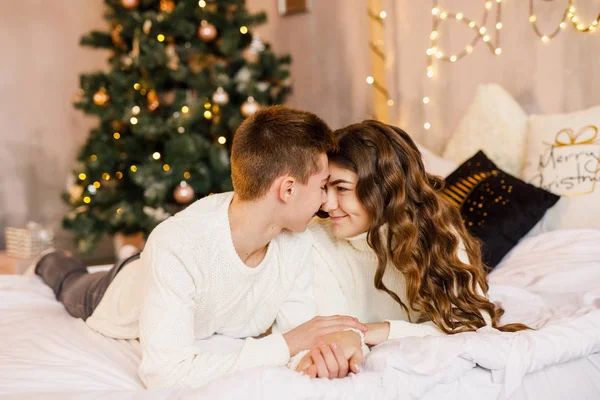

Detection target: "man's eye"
[320, 186, 327, 191]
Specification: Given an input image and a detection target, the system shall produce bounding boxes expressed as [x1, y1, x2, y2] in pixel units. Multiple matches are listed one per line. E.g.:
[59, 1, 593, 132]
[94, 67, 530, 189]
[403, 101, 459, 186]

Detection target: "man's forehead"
[318, 154, 330, 178]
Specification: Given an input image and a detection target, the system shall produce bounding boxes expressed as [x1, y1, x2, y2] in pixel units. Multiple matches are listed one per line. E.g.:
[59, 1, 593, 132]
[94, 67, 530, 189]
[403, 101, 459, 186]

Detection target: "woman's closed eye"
[336, 186, 350, 192]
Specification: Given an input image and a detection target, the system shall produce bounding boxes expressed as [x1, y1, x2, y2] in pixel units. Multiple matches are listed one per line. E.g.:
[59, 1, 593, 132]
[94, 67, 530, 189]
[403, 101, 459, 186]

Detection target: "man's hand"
[296, 330, 364, 379]
[364, 322, 390, 346]
[283, 315, 367, 357]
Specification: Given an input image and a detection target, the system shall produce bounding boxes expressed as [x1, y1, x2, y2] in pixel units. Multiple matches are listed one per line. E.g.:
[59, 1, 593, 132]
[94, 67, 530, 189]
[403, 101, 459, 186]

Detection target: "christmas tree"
[64, 0, 292, 253]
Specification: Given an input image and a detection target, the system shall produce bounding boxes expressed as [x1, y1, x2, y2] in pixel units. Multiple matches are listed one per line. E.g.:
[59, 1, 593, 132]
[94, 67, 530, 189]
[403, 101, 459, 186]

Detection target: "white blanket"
[1, 229, 600, 399]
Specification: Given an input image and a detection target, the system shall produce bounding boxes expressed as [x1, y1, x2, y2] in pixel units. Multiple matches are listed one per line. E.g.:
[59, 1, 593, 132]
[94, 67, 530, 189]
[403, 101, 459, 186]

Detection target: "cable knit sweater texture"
[87, 192, 316, 389]
[308, 218, 492, 339]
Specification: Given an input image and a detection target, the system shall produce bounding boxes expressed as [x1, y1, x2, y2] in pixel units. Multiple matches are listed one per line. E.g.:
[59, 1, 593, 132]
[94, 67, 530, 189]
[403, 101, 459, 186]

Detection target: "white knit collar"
[345, 231, 372, 253]
[344, 224, 389, 254]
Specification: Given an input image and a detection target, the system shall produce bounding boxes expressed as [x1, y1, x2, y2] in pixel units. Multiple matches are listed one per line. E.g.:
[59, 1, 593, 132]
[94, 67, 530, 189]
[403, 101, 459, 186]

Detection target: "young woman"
[296, 120, 527, 376]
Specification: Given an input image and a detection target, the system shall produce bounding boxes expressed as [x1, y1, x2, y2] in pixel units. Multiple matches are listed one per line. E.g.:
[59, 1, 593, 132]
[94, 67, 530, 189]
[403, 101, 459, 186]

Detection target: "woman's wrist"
[364, 322, 390, 345]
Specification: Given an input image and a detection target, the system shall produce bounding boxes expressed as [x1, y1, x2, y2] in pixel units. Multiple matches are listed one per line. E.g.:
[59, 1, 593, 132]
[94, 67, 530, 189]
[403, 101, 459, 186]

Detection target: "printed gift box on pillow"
[528, 126, 600, 196]
[522, 105, 600, 230]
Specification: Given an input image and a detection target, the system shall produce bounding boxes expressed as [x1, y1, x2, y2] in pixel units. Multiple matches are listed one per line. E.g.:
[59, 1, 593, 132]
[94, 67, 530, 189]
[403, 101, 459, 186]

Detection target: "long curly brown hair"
[328, 120, 528, 333]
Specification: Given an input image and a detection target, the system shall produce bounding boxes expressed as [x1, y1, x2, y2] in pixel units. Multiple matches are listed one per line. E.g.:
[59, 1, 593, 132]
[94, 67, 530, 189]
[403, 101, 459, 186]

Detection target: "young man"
[35, 106, 366, 388]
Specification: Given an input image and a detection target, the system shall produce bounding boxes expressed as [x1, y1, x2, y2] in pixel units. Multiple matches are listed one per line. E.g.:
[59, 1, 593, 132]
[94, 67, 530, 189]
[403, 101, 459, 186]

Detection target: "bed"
[1, 228, 600, 399]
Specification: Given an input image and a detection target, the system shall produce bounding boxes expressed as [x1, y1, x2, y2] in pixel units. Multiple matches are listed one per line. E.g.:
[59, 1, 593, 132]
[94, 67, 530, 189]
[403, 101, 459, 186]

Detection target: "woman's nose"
[321, 189, 338, 212]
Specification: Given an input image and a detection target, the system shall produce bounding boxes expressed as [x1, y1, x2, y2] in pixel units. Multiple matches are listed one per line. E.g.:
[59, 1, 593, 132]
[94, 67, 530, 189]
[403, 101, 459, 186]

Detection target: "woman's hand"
[283, 315, 367, 357]
[296, 330, 364, 378]
[364, 322, 390, 346]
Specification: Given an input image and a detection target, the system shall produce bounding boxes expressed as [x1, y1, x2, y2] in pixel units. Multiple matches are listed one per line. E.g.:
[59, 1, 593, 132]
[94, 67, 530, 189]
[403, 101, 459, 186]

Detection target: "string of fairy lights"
[366, 7, 395, 111]
[365, 0, 600, 133]
[423, 0, 503, 131]
[530, 0, 599, 42]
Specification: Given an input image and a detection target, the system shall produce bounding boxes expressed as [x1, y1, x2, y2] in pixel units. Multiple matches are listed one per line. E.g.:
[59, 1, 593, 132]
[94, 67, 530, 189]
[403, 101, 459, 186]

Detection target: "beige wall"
[246, 0, 373, 128]
[0, 1, 108, 254]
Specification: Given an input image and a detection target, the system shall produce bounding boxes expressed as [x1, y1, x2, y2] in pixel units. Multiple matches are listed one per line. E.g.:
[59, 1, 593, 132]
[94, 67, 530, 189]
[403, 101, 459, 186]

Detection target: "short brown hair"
[231, 106, 335, 201]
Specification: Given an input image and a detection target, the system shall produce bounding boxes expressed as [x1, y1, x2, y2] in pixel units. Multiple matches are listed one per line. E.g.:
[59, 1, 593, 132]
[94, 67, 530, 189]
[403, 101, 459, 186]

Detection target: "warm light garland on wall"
[423, 0, 503, 131]
[529, 0, 599, 43]
[420, 0, 599, 132]
[365, 1, 599, 133]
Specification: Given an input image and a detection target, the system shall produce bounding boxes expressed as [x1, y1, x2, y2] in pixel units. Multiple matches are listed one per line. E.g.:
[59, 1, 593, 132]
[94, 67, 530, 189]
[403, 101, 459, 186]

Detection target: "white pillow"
[521, 104, 600, 230]
[443, 84, 528, 176]
[416, 143, 458, 177]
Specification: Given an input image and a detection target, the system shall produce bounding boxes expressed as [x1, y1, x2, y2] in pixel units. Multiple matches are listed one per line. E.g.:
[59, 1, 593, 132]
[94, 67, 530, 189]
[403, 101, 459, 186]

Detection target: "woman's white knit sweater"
[86, 192, 317, 389]
[308, 219, 492, 339]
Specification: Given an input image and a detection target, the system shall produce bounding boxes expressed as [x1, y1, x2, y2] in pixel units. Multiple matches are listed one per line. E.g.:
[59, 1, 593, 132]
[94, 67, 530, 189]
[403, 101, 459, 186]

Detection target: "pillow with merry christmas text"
[521, 105, 600, 231]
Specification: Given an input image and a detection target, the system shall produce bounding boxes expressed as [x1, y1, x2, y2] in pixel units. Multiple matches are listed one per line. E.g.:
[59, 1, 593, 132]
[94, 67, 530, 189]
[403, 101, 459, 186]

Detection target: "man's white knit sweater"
[86, 192, 316, 389]
[308, 219, 492, 339]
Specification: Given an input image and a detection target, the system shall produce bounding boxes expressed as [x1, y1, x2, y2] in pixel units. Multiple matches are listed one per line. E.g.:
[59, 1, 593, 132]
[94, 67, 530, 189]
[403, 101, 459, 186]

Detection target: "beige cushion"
[521, 104, 600, 230]
[443, 84, 528, 176]
[416, 143, 458, 178]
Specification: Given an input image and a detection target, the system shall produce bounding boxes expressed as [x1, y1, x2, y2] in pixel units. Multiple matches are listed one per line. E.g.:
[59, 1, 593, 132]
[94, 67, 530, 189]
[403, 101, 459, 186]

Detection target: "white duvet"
[1, 229, 600, 399]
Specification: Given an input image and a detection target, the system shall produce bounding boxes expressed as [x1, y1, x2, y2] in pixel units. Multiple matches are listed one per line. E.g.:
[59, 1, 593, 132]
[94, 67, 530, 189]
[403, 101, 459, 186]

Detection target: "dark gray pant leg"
[35, 251, 140, 320]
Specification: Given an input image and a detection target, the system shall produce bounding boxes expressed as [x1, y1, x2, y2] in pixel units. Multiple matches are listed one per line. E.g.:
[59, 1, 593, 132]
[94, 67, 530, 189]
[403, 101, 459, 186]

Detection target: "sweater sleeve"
[271, 247, 317, 334]
[138, 236, 290, 389]
[387, 238, 492, 339]
[285, 243, 352, 370]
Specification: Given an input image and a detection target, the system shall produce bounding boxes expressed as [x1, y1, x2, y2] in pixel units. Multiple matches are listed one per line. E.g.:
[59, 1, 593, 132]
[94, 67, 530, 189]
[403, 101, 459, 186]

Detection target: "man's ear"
[277, 176, 296, 203]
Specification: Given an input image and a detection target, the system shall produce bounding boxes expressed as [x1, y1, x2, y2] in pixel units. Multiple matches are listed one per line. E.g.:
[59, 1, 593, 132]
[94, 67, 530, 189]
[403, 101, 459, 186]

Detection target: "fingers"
[348, 348, 364, 374]
[331, 342, 349, 378]
[296, 352, 314, 372]
[319, 345, 339, 378]
[302, 344, 352, 379]
[310, 348, 329, 379]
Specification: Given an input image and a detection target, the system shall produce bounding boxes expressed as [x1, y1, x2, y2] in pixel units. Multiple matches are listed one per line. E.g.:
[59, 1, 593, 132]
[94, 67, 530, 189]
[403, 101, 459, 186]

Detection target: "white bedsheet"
[1, 229, 600, 399]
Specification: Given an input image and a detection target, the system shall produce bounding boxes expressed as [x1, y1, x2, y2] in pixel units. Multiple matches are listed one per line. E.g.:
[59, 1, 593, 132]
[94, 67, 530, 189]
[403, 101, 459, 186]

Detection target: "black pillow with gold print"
[442, 151, 560, 268]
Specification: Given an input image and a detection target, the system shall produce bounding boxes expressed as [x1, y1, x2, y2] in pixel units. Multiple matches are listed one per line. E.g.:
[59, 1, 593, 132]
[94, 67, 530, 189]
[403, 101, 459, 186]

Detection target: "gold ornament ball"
[166, 43, 180, 70]
[111, 24, 126, 49]
[121, 0, 139, 9]
[68, 184, 84, 204]
[241, 96, 260, 117]
[143, 19, 153, 34]
[198, 20, 218, 42]
[162, 90, 176, 106]
[93, 89, 110, 106]
[147, 89, 160, 111]
[160, 0, 175, 13]
[174, 182, 195, 204]
[205, 3, 218, 12]
[212, 87, 229, 105]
